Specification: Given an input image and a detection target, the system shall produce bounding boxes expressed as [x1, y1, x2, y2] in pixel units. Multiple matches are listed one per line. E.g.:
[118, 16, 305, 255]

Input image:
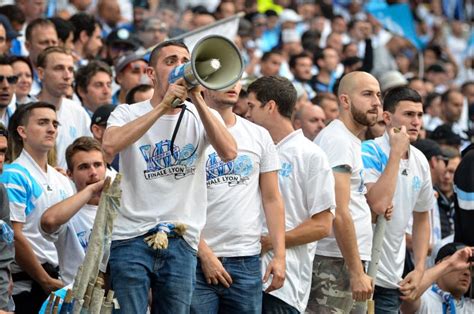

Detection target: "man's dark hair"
[0, 5, 25, 26]
[441, 88, 461, 104]
[25, 18, 55, 42]
[125, 84, 153, 104]
[49, 17, 75, 44]
[289, 51, 312, 69]
[0, 55, 12, 66]
[261, 49, 281, 62]
[69, 13, 100, 43]
[247, 76, 296, 119]
[424, 92, 441, 111]
[461, 81, 474, 94]
[149, 40, 189, 67]
[75, 60, 112, 101]
[383, 86, 422, 113]
[8, 101, 56, 156]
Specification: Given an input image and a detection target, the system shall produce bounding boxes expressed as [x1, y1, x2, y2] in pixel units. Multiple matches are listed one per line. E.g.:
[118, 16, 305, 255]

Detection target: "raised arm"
[365, 126, 409, 215]
[188, 89, 237, 162]
[41, 180, 105, 234]
[102, 81, 187, 162]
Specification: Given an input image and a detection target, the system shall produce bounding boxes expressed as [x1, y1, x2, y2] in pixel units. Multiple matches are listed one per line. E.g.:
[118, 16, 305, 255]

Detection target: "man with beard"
[307, 71, 380, 313]
[361, 87, 433, 313]
[40, 137, 106, 285]
[190, 81, 285, 313]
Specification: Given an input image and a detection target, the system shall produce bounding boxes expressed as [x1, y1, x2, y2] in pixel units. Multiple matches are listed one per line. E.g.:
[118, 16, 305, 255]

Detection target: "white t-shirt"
[40, 204, 97, 285]
[201, 115, 279, 257]
[107, 100, 216, 249]
[56, 98, 93, 169]
[417, 289, 474, 314]
[0, 150, 73, 293]
[262, 130, 336, 312]
[362, 132, 434, 289]
[313, 119, 373, 261]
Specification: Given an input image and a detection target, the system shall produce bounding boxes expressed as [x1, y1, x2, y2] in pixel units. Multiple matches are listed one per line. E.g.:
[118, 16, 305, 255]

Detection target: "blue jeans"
[373, 285, 402, 314]
[190, 255, 262, 314]
[109, 236, 197, 314]
[262, 293, 298, 314]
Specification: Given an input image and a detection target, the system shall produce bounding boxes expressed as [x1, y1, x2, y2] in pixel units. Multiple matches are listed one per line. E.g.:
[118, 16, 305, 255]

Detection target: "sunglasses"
[0, 75, 18, 84]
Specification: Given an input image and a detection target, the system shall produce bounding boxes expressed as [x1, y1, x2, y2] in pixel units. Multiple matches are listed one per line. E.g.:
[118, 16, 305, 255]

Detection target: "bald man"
[307, 72, 382, 313]
[293, 103, 326, 141]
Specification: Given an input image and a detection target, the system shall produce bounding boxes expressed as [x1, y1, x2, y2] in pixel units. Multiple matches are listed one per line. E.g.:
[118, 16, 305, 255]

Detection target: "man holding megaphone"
[102, 40, 238, 313]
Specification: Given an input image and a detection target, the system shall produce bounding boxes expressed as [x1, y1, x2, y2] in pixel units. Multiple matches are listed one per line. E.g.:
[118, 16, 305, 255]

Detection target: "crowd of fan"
[0, 0, 472, 313]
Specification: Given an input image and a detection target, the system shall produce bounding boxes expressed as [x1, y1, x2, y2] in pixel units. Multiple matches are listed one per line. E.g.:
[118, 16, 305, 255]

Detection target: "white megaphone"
[168, 35, 244, 107]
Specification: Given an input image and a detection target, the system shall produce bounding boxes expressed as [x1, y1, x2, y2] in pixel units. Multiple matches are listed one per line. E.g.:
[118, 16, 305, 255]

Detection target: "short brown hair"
[65, 136, 104, 171]
[36, 46, 71, 69]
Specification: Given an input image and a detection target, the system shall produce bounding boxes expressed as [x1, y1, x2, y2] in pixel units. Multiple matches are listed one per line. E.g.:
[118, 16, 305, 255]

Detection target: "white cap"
[280, 9, 303, 23]
[378, 70, 408, 92]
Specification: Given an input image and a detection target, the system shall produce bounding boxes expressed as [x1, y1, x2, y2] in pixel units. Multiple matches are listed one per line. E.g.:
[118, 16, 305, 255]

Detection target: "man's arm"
[102, 81, 186, 162]
[332, 170, 373, 301]
[196, 239, 232, 288]
[400, 247, 474, 313]
[188, 89, 237, 162]
[261, 210, 333, 251]
[364, 127, 409, 215]
[260, 171, 286, 293]
[11, 222, 63, 293]
[41, 180, 105, 234]
[400, 211, 430, 300]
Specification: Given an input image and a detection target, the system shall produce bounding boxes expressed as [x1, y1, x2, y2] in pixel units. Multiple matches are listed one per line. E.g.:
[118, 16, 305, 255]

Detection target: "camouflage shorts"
[305, 255, 366, 314]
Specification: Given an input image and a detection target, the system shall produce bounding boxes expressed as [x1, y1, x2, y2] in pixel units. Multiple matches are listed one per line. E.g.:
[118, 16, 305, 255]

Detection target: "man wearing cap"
[113, 52, 149, 105]
[430, 124, 463, 151]
[105, 28, 141, 65]
[362, 86, 434, 313]
[400, 242, 474, 314]
[90, 104, 119, 171]
[75, 60, 113, 116]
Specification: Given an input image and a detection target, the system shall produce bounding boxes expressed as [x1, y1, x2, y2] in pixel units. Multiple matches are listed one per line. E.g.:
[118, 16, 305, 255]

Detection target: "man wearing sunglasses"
[0, 56, 17, 128]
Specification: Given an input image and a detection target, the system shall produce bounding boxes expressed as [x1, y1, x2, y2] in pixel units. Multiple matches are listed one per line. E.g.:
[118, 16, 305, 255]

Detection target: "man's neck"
[317, 70, 331, 84]
[209, 105, 236, 127]
[437, 282, 463, 300]
[267, 117, 294, 144]
[38, 92, 62, 110]
[339, 114, 365, 138]
[118, 89, 128, 104]
[24, 146, 49, 172]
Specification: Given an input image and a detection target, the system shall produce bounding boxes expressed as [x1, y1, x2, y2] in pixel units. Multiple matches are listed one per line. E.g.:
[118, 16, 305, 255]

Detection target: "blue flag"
[365, 3, 423, 50]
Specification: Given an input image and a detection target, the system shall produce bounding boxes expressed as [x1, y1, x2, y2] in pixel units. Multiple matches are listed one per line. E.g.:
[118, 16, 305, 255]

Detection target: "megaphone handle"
[171, 97, 182, 108]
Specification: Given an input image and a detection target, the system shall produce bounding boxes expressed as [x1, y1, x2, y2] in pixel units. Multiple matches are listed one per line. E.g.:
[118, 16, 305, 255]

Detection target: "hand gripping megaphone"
[168, 35, 244, 107]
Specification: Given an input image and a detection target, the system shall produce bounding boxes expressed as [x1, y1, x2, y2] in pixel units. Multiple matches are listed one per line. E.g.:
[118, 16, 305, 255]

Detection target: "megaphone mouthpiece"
[196, 59, 221, 78]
